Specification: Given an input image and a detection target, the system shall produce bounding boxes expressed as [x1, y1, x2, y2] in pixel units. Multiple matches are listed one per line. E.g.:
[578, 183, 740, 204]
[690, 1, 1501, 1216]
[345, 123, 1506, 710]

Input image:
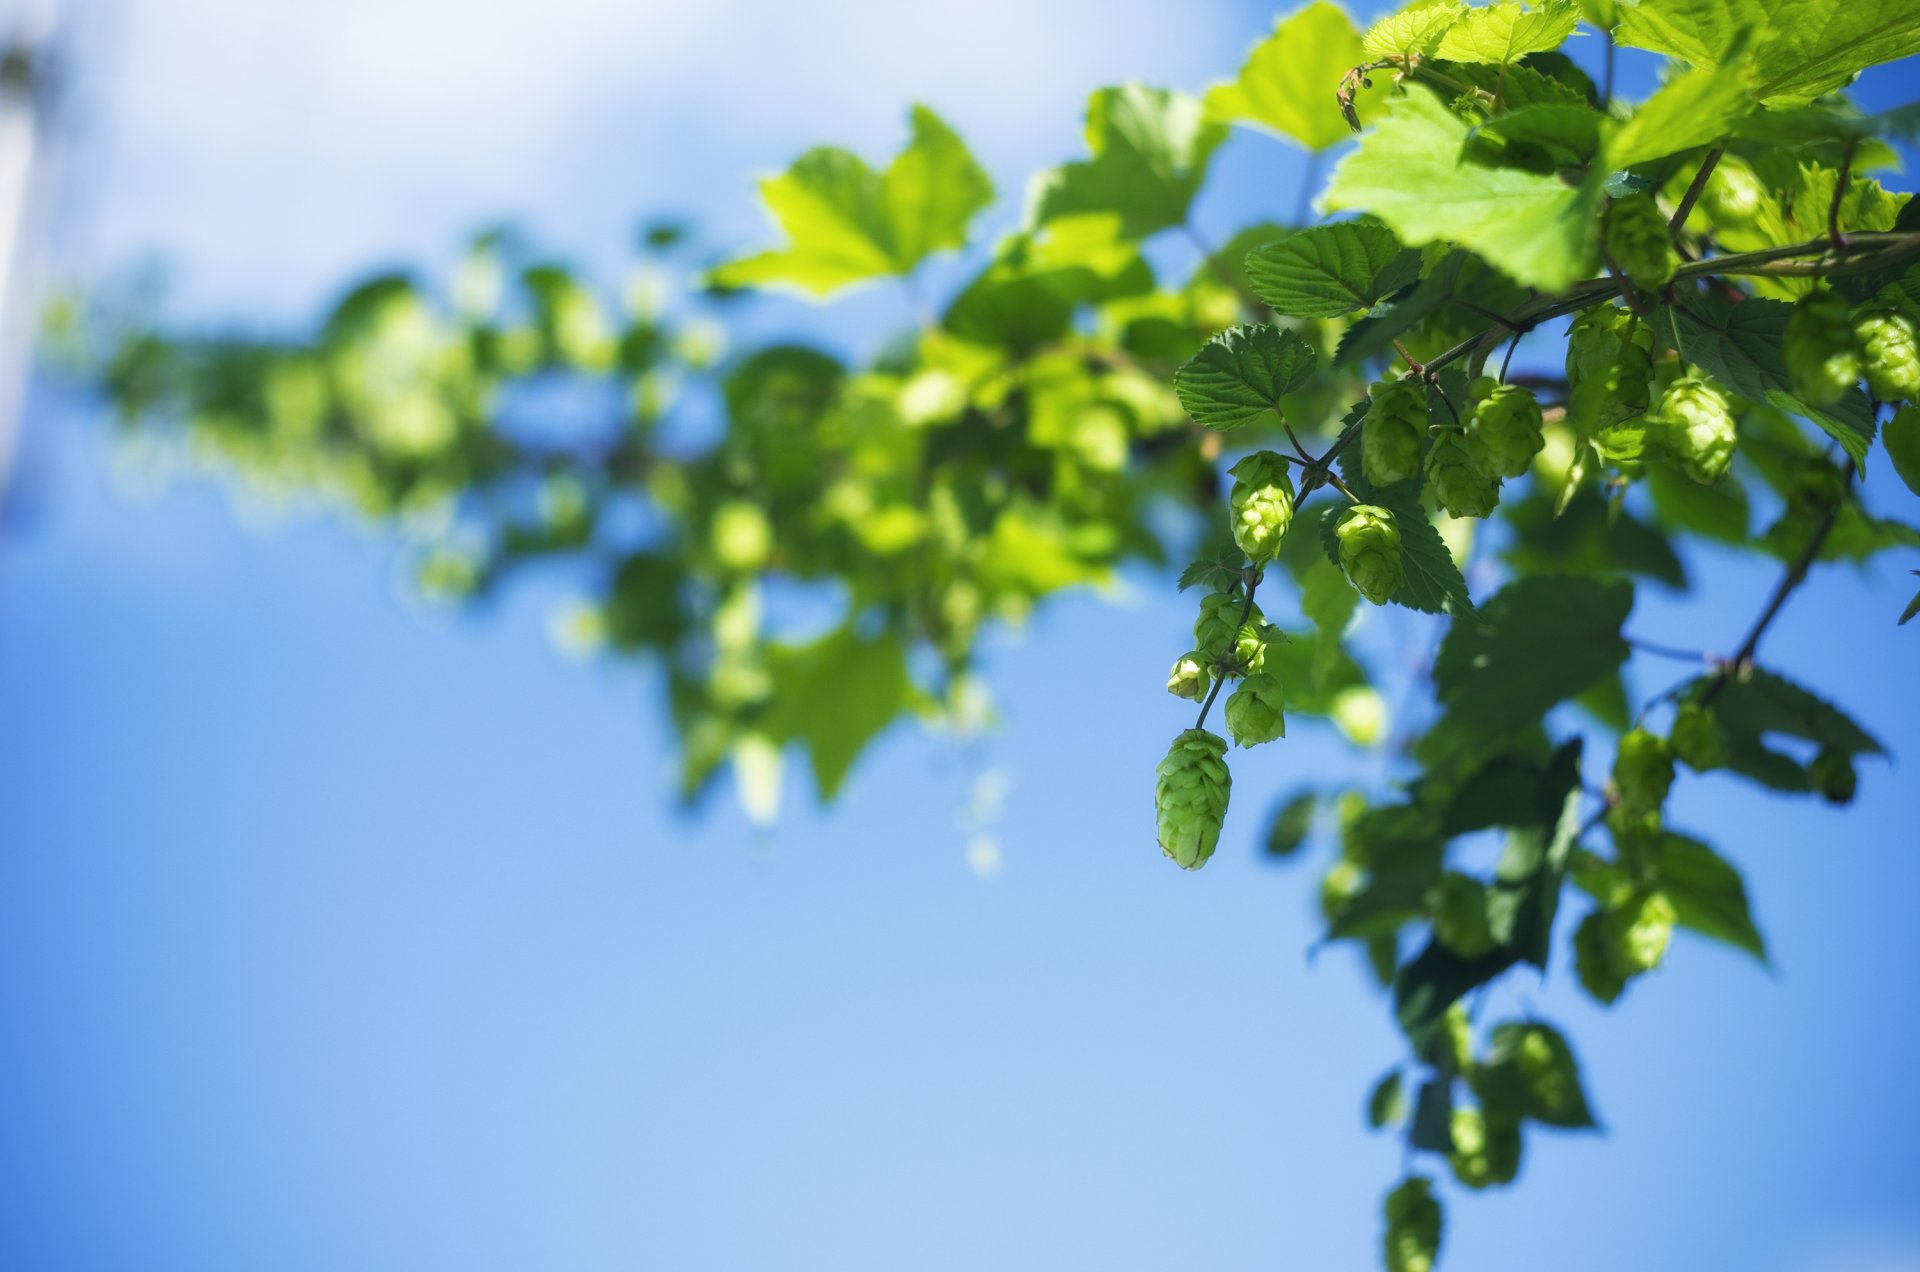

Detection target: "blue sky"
[2, 2, 1918, 1269]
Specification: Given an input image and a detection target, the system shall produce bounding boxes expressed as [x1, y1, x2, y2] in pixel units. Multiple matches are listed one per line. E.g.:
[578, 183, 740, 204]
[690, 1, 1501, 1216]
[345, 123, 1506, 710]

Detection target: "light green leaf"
[1206, 1, 1376, 151]
[762, 625, 917, 799]
[1300, 556, 1362, 686]
[1476, 104, 1608, 163]
[1029, 85, 1226, 240]
[1320, 87, 1603, 290]
[1364, 0, 1467, 61]
[713, 105, 992, 297]
[1617, 0, 1920, 105]
[1172, 324, 1318, 430]
[1436, 0, 1582, 64]
[1433, 576, 1634, 734]
[1604, 59, 1757, 169]
[1245, 223, 1422, 318]
[1266, 790, 1319, 857]
[1885, 407, 1920, 497]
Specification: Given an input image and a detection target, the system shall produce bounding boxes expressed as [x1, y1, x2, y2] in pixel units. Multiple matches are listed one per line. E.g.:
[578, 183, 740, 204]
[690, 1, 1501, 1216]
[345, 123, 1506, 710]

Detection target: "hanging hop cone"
[1566, 304, 1655, 434]
[1165, 650, 1211, 701]
[1425, 425, 1501, 518]
[1335, 504, 1402, 605]
[1227, 450, 1296, 562]
[1669, 702, 1731, 772]
[1155, 729, 1231, 870]
[1703, 158, 1765, 226]
[1464, 376, 1545, 479]
[1448, 1106, 1522, 1190]
[1383, 1177, 1443, 1272]
[1650, 372, 1736, 485]
[1364, 377, 1427, 487]
[1225, 673, 1286, 747]
[1613, 727, 1674, 817]
[1576, 892, 1677, 1003]
[1193, 590, 1264, 657]
[1810, 747, 1858, 805]
[1785, 288, 1863, 406]
[1603, 193, 1678, 291]
[1855, 307, 1920, 402]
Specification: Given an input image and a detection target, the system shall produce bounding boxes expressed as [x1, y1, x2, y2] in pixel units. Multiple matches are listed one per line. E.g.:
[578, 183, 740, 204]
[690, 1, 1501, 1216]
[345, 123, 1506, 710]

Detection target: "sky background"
[1, 1, 1918, 1269]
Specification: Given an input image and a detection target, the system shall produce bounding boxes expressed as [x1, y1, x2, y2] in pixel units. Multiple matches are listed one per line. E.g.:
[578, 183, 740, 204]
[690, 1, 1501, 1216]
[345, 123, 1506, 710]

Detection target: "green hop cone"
[1566, 304, 1655, 434]
[1448, 1106, 1522, 1190]
[1383, 1177, 1443, 1272]
[1320, 858, 1365, 921]
[1224, 672, 1286, 747]
[1430, 872, 1495, 959]
[1650, 372, 1736, 485]
[1703, 157, 1765, 226]
[1575, 892, 1677, 1003]
[1165, 650, 1210, 701]
[1670, 702, 1731, 772]
[1613, 727, 1674, 817]
[1335, 504, 1403, 605]
[1364, 377, 1427, 487]
[1425, 425, 1501, 518]
[1810, 746, 1858, 805]
[1464, 376, 1545, 479]
[1227, 450, 1296, 562]
[1603, 193, 1678, 291]
[1855, 307, 1920, 403]
[1154, 729, 1231, 870]
[1193, 590, 1264, 656]
[1785, 288, 1862, 406]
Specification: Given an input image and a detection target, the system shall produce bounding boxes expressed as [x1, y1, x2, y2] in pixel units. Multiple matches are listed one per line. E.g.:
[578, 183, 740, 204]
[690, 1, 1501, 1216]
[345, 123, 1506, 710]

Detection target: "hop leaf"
[1336, 504, 1404, 604]
[1155, 729, 1232, 870]
[1383, 1177, 1443, 1272]
[1855, 307, 1920, 403]
[1225, 672, 1287, 746]
[1566, 304, 1655, 435]
[1613, 727, 1674, 817]
[1227, 450, 1297, 562]
[1166, 650, 1211, 701]
[1603, 193, 1678, 291]
[1785, 288, 1863, 406]
[1430, 872, 1496, 959]
[1425, 425, 1501, 518]
[1364, 377, 1428, 486]
[1464, 376, 1545, 479]
[1650, 372, 1736, 485]
[1670, 702, 1731, 772]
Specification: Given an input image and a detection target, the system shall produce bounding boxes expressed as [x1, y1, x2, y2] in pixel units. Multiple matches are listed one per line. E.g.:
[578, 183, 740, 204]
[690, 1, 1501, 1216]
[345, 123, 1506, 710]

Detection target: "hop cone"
[1670, 702, 1730, 772]
[1464, 376, 1545, 479]
[1604, 193, 1678, 291]
[1566, 304, 1655, 434]
[1704, 158, 1765, 226]
[1425, 426, 1501, 518]
[1364, 377, 1427, 486]
[1810, 746, 1858, 805]
[1785, 288, 1862, 406]
[1336, 504, 1403, 605]
[1224, 672, 1286, 747]
[1448, 1107, 1522, 1190]
[1651, 372, 1736, 485]
[1383, 1177, 1443, 1272]
[1575, 892, 1676, 1003]
[1430, 872, 1495, 959]
[1193, 591, 1263, 656]
[1613, 727, 1674, 817]
[1227, 450, 1296, 561]
[1155, 729, 1231, 870]
[1165, 650, 1210, 701]
[1855, 307, 1920, 402]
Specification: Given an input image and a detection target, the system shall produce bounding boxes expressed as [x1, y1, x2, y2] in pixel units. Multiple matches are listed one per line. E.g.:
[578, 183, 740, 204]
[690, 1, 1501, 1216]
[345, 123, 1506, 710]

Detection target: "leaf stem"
[1668, 147, 1724, 239]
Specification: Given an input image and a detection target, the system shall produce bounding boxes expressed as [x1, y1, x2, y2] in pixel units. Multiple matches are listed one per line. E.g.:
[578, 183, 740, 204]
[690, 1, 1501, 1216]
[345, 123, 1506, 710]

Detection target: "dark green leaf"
[1368, 1068, 1409, 1129]
[1657, 833, 1768, 963]
[1433, 577, 1633, 734]
[1265, 790, 1318, 858]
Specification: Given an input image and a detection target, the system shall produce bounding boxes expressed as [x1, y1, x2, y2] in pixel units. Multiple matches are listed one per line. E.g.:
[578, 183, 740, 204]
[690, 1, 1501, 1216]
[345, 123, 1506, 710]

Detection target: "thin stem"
[1499, 330, 1524, 382]
[1601, 31, 1615, 108]
[1627, 636, 1710, 663]
[1668, 147, 1724, 239]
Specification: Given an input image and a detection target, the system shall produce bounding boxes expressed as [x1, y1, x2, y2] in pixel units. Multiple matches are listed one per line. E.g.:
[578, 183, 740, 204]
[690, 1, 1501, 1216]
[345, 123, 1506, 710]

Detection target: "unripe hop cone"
[1855, 307, 1920, 402]
[1336, 504, 1402, 604]
[1603, 193, 1678, 291]
[1810, 746, 1858, 805]
[1786, 288, 1862, 406]
[1364, 377, 1427, 486]
[1464, 376, 1544, 479]
[1193, 591, 1264, 656]
[1165, 650, 1210, 701]
[1155, 729, 1231, 870]
[1225, 672, 1286, 746]
[1614, 727, 1674, 816]
[1227, 450, 1296, 561]
[1383, 1177, 1443, 1272]
[1670, 702, 1731, 772]
[1425, 425, 1501, 518]
[1567, 304, 1654, 433]
[1651, 373, 1736, 485]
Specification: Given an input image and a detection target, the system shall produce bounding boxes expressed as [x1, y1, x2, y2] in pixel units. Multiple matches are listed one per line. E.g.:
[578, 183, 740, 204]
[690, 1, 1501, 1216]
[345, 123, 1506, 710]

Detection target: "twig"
[1668, 147, 1724, 239]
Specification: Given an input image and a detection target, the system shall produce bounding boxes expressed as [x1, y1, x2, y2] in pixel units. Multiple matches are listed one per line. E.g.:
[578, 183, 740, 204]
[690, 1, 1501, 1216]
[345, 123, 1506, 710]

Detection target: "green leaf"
[762, 625, 918, 799]
[1656, 833, 1768, 962]
[1029, 85, 1226, 240]
[1368, 1068, 1409, 1128]
[1266, 790, 1319, 857]
[1206, 1, 1377, 151]
[1435, 0, 1581, 64]
[1682, 666, 1885, 792]
[1604, 58, 1757, 170]
[1617, 0, 1920, 105]
[1475, 104, 1607, 164]
[1475, 1021, 1597, 1128]
[1901, 583, 1920, 626]
[1485, 741, 1584, 967]
[1244, 223, 1423, 318]
[944, 215, 1153, 349]
[1501, 487, 1687, 590]
[1410, 1078, 1457, 1152]
[713, 105, 992, 297]
[1434, 577, 1633, 734]
[1364, 0, 1467, 61]
[1395, 941, 1518, 1053]
[1320, 86, 1603, 290]
[1178, 536, 1251, 592]
[1300, 557, 1363, 688]
[1670, 293, 1877, 464]
[1885, 408, 1920, 497]
[1173, 324, 1318, 431]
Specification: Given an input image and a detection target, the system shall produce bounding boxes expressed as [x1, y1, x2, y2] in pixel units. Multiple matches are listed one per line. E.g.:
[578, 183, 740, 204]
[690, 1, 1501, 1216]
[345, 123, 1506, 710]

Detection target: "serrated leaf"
[1683, 666, 1884, 791]
[1317, 482, 1475, 619]
[1029, 85, 1225, 240]
[1475, 104, 1607, 163]
[713, 105, 992, 297]
[1368, 1068, 1409, 1128]
[1206, 1, 1378, 151]
[1434, 577, 1633, 734]
[1617, 0, 1920, 106]
[1173, 324, 1318, 431]
[1435, 0, 1581, 64]
[1320, 87, 1603, 291]
[1656, 833, 1767, 962]
[1178, 536, 1250, 592]
[1604, 57, 1757, 170]
[1245, 223, 1422, 318]
[1485, 740, 1584, 967]
[1364, 0, 1467, 61]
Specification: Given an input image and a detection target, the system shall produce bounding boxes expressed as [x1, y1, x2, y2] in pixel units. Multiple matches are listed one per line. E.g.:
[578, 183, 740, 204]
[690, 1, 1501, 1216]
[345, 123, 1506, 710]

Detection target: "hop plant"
[1383, 1177, 1443, 1272]
[1227, 450, 1296, 561]
[1603, 193, 1678, 291]
[1855, 307, 1920, 402]
[1336, 504, 1403, 604]
[1670, 702, 1731, 772]
[1154, 729, 1231, 870]
[1464, 376, 1544, 479]
[1566, 304, 1655, 434]
[1785, 288, 1863, 406]
[1165, 650, 1210, 701]
[1425, 426, 1500, 518]
[1364, 377, 1427, 486]
[1430, 872, 1495, 959]
[1650, 373, 1736, 485]
[1810, 747, 1858, 805]
[1225, 672, 1286, 746]
[1614, 727, 1674, 817]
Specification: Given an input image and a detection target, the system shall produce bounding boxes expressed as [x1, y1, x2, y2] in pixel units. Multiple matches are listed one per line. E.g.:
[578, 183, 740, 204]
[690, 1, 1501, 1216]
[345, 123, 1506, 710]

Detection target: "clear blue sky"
[2, 3, 1918, 1269]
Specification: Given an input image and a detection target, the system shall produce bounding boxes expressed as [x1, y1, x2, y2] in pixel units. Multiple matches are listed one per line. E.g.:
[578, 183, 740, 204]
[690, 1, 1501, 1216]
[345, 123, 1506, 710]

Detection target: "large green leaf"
[1172, 324, 1318, 430]
[1321, 87, 1603, 290]
[1603, 59, 1757, 170]
[1657, 833, 1768, 962]
[1244, 223, 1422, 318]
[1435, 0, 1582, 64]
[1617, 0, 1920, 105]
[1206, 1, 1377, 151]
[1029, 85, 1226, 239]
[762, 625, 919, 799]
[713, 105, 992, 297]
[1433, 576, 1633, 734]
